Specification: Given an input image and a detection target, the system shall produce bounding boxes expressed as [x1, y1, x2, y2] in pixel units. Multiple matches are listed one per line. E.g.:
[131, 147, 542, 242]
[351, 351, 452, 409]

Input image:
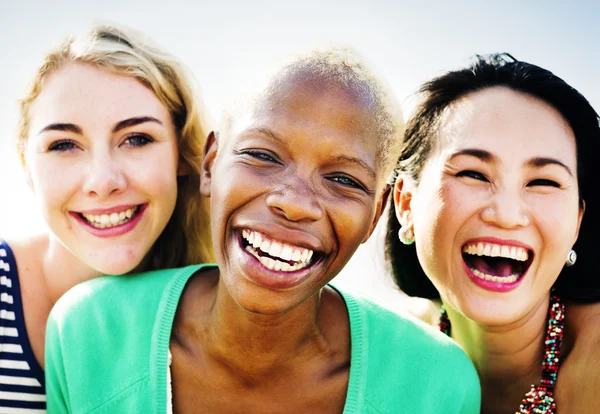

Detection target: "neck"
[445, 295, 550, 414]
[42, 235, 103, 305]
[174, 274, 345, 378]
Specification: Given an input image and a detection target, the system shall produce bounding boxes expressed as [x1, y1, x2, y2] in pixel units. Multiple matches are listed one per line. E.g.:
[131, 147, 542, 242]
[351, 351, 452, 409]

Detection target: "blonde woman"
[0, 23, 212, 410]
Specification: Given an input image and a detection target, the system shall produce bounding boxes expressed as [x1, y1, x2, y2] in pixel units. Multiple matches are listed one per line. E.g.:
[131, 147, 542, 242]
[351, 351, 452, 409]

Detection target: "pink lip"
[70, 204, 147, 238]
[235, 231, 322, 290]
[462, 237, 533, 251]
[463, 261, 526, 293]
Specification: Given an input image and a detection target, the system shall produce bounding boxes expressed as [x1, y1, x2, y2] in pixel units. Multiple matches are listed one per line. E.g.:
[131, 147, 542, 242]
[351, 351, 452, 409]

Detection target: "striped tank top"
[0, 239, 46, 412]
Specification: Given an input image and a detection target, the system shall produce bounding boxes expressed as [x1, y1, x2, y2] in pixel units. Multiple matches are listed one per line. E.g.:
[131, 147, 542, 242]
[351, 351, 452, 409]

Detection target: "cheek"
[528, 194, 581, 248]
[29, 157, 79, 213]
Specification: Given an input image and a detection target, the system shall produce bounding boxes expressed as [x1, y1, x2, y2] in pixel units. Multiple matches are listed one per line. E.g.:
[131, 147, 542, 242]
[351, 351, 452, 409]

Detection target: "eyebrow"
[38, 116, 163, 136]
[330, 155, 376, 180]
[38, 123, 82, 135]
[527, 157, 573, 177]
[112, 116, 162, 133]
[449, 148, 573, 176]
[245, 127, 286, 144]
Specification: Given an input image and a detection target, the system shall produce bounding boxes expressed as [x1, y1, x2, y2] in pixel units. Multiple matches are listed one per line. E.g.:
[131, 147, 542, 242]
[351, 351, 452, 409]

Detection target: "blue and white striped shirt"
[0, 239, 46, 413]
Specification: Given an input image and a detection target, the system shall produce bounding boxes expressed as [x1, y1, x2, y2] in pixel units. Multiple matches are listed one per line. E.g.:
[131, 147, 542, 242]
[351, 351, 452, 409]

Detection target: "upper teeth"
[462, 242, 529, 261]
[82, 207, 137, 228]
[242, 229, 314, 270]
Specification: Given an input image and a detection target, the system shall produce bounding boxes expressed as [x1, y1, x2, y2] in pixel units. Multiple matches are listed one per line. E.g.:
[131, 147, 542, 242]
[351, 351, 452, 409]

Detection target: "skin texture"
[13, 62, 182, 367]
[169, 75, 389, 413]
[395, 87, 585, 413]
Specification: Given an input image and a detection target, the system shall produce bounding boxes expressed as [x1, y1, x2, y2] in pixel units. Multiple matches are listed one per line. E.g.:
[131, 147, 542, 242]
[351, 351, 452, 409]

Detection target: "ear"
[200, 131, 219, 198]
[393, 176, 414, 227]
[361, 183, 391, 243]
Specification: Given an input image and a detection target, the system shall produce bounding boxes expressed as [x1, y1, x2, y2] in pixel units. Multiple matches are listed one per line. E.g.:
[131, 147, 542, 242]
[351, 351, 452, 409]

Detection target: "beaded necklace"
[439, 295, 565, 414]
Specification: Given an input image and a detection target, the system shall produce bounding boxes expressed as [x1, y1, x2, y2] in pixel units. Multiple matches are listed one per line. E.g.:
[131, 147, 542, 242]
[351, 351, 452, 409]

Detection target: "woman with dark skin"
[387, 54, 600, 413]
[46, 48, 480, 413]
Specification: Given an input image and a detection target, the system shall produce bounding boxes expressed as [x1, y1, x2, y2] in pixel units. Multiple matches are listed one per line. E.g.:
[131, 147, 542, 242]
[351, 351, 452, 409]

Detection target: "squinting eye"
[124, 134, 154, 147]
[329, 175, 364, 190]
[528, 179, 560, 188]
[457, 170, 488, 181]
[240, 149, 280, 163]
[48, 140, 77, 152]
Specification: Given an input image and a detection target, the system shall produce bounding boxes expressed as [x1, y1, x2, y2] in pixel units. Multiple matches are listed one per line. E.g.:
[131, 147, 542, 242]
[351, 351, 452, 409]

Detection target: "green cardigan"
[46, 264, 480, 413]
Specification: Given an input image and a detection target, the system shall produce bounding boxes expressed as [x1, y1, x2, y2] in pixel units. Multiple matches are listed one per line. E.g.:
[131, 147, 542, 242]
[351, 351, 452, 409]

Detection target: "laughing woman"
[1, 24, 212, 411]
[387, 54, 600, 413]
[46, 48, 480, 413]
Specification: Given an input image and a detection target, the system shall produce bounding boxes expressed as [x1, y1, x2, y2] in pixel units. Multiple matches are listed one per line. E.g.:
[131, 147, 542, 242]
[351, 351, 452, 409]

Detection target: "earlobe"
[574, 199, 586, 242]
[200, 131, 219, 197]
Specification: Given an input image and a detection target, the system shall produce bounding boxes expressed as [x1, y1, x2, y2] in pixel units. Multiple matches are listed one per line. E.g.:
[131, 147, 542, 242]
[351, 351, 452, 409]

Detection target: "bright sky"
[1, 0, 598, 305]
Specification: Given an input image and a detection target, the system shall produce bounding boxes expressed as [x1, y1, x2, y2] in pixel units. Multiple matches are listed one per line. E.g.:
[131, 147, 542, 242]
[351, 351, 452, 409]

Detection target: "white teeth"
[252, 233, 262, 249]
[269, 241, 282, 258]
[241, 230, 315, 270]
[245, 245, 310, 273]
[291, 249, 302, 262]
[260, 240, 271, 254]
[462, 242, 529, 262]
[470, 268, 519, 284]
[82, 207, 138, 229]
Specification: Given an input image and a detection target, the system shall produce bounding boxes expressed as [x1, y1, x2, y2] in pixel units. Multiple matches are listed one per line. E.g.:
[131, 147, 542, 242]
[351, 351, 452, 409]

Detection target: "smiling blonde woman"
[0, 23, 212, 411]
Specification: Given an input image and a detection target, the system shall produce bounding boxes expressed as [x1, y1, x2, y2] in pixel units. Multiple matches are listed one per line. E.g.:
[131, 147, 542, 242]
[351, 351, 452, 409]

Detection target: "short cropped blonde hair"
[18, 23, 213, 268]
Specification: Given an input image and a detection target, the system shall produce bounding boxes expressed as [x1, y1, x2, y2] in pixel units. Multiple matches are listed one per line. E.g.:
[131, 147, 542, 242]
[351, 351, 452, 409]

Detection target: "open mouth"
[79, 206, 142, 229]
[241, 229, 318, 272]
[462, 241, 533, 284]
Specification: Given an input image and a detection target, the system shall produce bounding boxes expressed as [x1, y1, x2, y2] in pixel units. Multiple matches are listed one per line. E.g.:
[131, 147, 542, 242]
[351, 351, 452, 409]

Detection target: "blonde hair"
[18, 23, 214, 268]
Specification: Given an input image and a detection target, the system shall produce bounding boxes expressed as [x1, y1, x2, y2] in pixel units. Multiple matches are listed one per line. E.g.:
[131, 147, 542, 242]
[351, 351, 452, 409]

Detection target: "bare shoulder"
[5, 234, 47, 280]
[556, 302, 600, 411]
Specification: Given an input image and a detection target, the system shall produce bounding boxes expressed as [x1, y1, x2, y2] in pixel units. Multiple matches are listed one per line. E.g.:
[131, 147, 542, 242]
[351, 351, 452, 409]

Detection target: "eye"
[239, 149, 281, 164]
[328, 174, 366, 191]
[528, 178, 560, 188]
[123, 133, 154, 147]
[48, 139, 77, 152]
[456, 170, 488, 181]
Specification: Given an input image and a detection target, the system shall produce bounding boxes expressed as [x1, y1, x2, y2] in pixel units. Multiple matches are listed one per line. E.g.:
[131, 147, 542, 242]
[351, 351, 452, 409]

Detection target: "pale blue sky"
[0, 0, 598, 299]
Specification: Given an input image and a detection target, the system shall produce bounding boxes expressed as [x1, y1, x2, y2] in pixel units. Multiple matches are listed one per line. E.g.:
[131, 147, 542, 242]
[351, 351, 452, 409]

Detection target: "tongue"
[470, 257, 514, 277]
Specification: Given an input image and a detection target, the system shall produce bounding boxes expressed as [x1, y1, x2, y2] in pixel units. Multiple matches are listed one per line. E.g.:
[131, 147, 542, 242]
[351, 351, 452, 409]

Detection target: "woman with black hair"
[386, 54, 600, 413]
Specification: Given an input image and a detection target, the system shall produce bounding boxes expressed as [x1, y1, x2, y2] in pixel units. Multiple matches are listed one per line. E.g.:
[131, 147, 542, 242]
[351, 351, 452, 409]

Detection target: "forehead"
[29, 62, 170, 133]
[436, 87, 577, 163]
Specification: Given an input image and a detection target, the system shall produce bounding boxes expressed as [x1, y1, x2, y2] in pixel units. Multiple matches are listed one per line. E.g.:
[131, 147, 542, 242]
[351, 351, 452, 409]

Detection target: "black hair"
[385, 53, 600, 302]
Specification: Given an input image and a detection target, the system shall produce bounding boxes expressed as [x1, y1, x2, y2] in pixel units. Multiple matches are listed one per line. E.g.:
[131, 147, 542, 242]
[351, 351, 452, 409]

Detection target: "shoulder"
[337, 287, 481, 413]
[46, 264, 213, 412]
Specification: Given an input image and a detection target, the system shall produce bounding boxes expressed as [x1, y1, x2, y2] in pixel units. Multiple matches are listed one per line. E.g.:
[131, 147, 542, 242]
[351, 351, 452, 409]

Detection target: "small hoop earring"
[565, 249, 577, 267]
[398, 227, 414, 245]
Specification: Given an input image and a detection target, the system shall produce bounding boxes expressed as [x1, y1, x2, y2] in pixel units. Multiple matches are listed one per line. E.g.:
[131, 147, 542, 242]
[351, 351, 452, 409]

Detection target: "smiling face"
[201, 76, 388, 315]
[396, 87, 584, 325]
[25, 62, 181, 275]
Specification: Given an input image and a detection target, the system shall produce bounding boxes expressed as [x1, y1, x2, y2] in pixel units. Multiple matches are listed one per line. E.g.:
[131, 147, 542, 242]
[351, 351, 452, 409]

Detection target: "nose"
[265, 178, 324, 222]
[82, 152, 127, 198]
[480, 186, 530, 229]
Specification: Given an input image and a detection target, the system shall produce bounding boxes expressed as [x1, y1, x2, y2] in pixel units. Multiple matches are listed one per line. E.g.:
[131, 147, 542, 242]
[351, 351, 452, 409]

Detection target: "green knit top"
[46, 264, 480, 413]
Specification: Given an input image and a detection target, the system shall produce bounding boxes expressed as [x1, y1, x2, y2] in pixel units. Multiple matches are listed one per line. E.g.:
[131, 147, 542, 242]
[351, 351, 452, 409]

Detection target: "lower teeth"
[471, 268, 519, 283]
[245, 245, 308, 272]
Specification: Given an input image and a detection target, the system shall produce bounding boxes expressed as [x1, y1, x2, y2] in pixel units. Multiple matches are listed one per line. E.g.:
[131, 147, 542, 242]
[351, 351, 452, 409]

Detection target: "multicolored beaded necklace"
[439, 294, 565, 414]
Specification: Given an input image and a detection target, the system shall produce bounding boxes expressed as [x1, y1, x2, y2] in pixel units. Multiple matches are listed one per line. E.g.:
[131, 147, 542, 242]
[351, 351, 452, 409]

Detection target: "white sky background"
[1, 0, 598, 309]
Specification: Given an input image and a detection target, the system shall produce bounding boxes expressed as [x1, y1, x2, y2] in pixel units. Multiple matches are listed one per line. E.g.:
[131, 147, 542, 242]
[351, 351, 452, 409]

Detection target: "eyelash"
[528, 179, 560, 188]
[457, 170, 560, 188]
[238, 149, 281, 164]
[457, 170, 487, 181]
[328, 175, 366, 191]
[48, 139, 77, 152]
[123, 133, 154, 147]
